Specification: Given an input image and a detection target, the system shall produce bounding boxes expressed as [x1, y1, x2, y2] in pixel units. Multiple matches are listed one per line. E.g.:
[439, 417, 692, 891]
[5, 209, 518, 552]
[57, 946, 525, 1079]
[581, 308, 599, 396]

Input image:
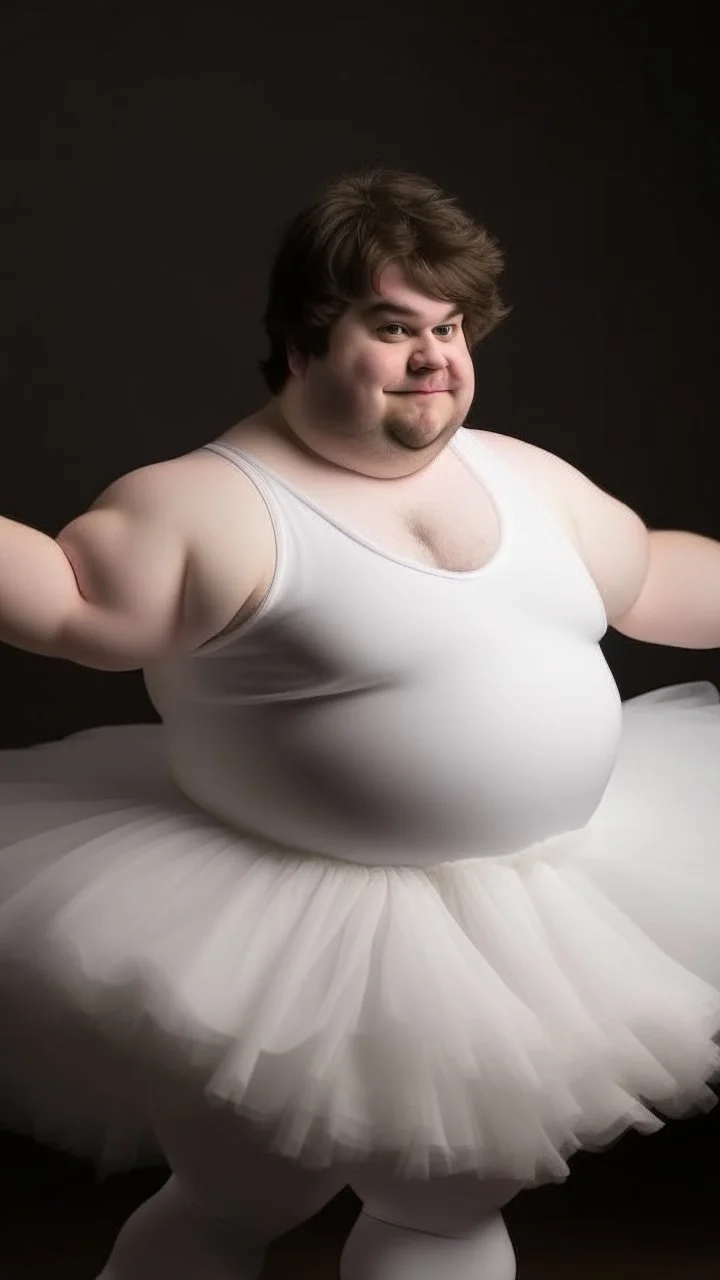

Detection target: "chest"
[209, 436, 593, 667]
[307, 452, 504, 571]
[207, 427, 588, 635]
[234, 435, 578, 574]
[230, 430, 561, 570]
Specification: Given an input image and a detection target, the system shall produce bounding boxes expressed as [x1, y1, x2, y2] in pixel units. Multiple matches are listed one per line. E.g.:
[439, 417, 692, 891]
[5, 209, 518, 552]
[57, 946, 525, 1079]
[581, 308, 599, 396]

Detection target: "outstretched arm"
[565, 463, 720, 650]
[555, 453, 720, 649]
[612, 529, 720, 649]
[0, 514, 84, 658]
[0, 459, 257, 671]
[0, 475, 191, 670]
[481, 431, 720, 650]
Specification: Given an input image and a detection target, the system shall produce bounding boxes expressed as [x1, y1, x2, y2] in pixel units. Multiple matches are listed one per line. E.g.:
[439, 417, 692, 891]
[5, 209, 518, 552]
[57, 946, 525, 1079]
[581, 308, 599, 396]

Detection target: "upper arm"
[55, 469, 196, 670]
[566, 471, 650, 628]
[55, 453, 269, 671]
[478, 430, 651, 626]
[54, 449, 268, 670]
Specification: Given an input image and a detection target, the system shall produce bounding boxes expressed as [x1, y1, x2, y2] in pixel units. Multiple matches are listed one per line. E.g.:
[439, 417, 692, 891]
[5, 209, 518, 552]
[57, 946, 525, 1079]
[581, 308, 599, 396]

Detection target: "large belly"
[160, 636, 623, 867]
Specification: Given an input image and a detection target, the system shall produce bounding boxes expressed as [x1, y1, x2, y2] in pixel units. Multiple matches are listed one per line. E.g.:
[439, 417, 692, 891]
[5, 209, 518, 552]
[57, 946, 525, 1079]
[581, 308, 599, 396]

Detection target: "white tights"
[96, 1100, 520, 1280]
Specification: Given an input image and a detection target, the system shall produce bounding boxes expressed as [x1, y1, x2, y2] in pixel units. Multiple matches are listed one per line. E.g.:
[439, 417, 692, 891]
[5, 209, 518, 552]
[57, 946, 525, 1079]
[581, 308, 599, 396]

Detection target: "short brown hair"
[257, 167, 511, 395]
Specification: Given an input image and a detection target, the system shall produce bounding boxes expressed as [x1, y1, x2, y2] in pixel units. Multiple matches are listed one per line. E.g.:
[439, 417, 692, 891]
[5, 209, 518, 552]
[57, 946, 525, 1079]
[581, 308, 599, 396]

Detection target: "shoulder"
[468, 428, 590, 490]
[469, 430, 650, 627]
[466, 427, 618, 520]
[70, 445, 273, 613]
[84, 448, 272, 548]
[91, 448, 258, 511]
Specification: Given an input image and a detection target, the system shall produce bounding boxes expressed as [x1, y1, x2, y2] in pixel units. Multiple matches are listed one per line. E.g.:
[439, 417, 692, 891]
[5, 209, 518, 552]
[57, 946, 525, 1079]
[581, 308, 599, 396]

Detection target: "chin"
[386, 422, 452, 452]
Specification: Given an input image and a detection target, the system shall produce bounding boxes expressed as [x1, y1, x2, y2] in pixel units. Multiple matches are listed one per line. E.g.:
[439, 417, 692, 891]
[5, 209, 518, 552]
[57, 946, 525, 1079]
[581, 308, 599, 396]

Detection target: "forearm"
[614, 528, 720, 649]
[0, 514, 81, 657]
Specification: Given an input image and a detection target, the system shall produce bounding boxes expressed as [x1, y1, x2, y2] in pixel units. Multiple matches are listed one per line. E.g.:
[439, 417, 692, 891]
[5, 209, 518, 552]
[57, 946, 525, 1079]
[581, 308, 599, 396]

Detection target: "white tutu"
[0, 682, 719, 1185]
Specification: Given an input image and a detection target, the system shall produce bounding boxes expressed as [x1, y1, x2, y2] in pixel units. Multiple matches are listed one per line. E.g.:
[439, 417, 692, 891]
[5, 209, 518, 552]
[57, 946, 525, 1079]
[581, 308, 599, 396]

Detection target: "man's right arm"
[0, 460, 260, 671]
[0, 513, 95, 659]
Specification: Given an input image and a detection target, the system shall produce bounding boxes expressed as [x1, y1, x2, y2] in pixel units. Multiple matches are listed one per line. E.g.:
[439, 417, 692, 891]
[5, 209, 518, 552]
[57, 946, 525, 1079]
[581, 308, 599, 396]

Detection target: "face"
[274, 262, 476, 479]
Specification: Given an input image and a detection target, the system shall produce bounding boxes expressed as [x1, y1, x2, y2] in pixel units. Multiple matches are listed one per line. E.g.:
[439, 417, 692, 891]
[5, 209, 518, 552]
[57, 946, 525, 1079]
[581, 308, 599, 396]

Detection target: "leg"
[341, 1168, 522, 1280]
[96, 1097, 348, 1280]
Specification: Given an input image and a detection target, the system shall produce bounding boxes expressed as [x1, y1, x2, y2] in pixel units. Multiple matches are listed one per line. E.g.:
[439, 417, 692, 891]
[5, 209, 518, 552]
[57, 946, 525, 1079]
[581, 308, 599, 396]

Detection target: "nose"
[408, 337, 449, 371]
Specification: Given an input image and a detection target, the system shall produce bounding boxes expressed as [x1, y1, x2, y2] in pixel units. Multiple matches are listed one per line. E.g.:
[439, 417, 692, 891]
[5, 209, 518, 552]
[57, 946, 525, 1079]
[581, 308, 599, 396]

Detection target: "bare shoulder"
[473, 429, 643, 516]
[78, 446, 273, 640]
[471, 429, 587, 493]
[90, 447, 268, 525]
[86, 447, 271, 561]
[470, 427, 600, 528]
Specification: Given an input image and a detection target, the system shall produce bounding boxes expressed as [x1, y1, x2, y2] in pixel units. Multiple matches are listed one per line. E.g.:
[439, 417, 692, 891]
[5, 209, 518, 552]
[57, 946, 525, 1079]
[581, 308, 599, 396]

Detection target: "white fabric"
[95, 1101, 518, 1280]
[96, 1180, 266, 1280]
[0, 432, 719, 1188]
[144, 429, 623, 867]
[341, 1212, 516, 1280]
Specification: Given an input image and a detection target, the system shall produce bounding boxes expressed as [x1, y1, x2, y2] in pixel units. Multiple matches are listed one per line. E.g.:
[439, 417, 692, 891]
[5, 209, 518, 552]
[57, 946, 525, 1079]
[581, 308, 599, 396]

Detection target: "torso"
[205, 419, 582, 632]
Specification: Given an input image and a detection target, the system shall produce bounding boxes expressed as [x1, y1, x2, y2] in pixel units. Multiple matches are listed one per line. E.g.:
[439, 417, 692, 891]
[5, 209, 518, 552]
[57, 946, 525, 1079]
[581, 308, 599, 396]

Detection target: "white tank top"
[144, 428, 623, 866]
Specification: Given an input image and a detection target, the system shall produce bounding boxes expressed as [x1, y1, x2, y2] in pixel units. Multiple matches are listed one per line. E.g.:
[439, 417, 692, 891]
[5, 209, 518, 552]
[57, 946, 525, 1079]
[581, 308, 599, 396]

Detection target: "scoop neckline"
[210, 430, 510, 581]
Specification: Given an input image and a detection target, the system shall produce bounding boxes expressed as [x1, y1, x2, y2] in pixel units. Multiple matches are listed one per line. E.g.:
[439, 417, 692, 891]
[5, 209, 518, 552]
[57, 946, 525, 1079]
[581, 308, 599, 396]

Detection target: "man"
[2, 251, 716, 672]
[1, 167, 719, 1280]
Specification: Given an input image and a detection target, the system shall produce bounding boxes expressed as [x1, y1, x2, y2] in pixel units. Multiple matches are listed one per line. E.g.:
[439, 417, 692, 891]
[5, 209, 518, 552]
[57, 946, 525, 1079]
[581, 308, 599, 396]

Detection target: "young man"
[1, 168, 719, 1280]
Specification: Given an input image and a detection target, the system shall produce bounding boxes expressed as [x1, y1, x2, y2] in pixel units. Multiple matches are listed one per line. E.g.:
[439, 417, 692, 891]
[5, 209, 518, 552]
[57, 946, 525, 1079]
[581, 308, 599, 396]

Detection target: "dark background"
[0, 0, 718, 1255]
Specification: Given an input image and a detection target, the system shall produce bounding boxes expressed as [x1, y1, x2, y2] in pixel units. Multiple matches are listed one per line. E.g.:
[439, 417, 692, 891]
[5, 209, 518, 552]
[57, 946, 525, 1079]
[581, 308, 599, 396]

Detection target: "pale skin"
[0, 262, 719, 671]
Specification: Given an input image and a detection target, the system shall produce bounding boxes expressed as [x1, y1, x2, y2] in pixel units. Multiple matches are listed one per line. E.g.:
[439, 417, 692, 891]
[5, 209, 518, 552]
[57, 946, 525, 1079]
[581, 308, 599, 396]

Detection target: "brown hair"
[257, 166, 511, 395]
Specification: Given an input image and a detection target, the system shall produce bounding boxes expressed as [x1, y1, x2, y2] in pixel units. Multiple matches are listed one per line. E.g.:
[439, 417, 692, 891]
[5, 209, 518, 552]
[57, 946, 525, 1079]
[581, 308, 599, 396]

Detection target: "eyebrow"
[360, 300, 462, 322]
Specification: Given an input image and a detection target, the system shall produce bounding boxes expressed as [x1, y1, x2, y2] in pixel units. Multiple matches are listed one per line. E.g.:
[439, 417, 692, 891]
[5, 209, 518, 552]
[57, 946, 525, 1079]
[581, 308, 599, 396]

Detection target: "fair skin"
[0, 263, 719, 671]
[268, 261, 476, 480]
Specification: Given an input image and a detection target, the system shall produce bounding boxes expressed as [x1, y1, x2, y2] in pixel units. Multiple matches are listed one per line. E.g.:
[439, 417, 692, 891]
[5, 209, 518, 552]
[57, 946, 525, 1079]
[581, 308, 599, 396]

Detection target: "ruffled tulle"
[0, 684, 719, 1184]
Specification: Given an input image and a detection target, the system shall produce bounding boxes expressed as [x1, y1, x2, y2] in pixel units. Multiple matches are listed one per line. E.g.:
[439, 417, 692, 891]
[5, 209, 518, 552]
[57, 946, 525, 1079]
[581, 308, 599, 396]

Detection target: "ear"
[287, 344, 309, 379]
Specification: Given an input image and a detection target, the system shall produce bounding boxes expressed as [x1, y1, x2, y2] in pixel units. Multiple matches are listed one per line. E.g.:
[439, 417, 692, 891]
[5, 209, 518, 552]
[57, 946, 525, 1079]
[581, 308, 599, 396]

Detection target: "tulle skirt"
[0, 682, 719, 1186]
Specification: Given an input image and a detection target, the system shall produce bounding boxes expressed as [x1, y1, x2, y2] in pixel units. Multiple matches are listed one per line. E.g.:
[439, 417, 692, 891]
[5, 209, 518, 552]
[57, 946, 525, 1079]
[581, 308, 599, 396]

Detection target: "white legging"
[97, 1099, 520, 1279]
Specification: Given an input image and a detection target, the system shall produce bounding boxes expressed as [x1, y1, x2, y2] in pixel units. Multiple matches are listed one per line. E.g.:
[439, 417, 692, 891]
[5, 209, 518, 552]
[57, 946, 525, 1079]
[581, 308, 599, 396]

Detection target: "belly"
[162, 636, 623, 867]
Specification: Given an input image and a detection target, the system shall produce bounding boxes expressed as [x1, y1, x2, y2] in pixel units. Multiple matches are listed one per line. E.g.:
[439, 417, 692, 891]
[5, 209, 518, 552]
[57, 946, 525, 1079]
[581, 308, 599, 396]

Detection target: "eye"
[380, 323, 458, 338]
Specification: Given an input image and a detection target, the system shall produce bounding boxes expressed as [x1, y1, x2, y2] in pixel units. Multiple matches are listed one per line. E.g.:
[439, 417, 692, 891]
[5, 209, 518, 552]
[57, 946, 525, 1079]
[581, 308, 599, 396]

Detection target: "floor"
[2, 1122, 718, 1278]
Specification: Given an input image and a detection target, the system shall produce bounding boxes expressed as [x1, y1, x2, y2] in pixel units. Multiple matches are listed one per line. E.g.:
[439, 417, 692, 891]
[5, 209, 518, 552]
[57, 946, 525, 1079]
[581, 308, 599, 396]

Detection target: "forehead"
[351, 262, 461, 324]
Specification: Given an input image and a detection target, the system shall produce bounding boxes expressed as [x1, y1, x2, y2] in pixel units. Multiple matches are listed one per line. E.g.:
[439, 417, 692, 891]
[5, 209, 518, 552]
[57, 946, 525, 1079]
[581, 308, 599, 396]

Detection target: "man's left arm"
[611, 527, 720, 650]
[481, 431, 720, 650]
[563, 454, 720, 649]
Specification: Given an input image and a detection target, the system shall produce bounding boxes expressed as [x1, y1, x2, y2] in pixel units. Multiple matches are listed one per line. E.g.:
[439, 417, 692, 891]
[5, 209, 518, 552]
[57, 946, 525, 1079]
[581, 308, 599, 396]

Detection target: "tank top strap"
[451, 427, 608, 632]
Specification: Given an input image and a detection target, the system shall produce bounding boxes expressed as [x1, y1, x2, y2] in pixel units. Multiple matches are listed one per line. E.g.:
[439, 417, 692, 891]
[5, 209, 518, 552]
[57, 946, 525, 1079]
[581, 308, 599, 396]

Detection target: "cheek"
[348, 348, 399, 390]
[454, 350, 475, 384]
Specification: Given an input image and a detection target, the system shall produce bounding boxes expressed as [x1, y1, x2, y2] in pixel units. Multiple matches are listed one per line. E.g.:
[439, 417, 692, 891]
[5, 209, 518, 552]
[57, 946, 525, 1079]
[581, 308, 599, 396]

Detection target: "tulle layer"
[0, 684, 719, 1184]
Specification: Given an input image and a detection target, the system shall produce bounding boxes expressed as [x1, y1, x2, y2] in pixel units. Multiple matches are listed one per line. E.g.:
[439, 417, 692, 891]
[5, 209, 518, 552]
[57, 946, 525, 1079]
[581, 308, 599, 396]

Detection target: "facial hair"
[384, 398, 456, 450]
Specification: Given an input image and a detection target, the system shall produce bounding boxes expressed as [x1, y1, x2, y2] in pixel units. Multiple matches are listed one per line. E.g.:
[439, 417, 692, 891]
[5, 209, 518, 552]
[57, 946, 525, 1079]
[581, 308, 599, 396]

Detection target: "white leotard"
[144, 429, 622, 866]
